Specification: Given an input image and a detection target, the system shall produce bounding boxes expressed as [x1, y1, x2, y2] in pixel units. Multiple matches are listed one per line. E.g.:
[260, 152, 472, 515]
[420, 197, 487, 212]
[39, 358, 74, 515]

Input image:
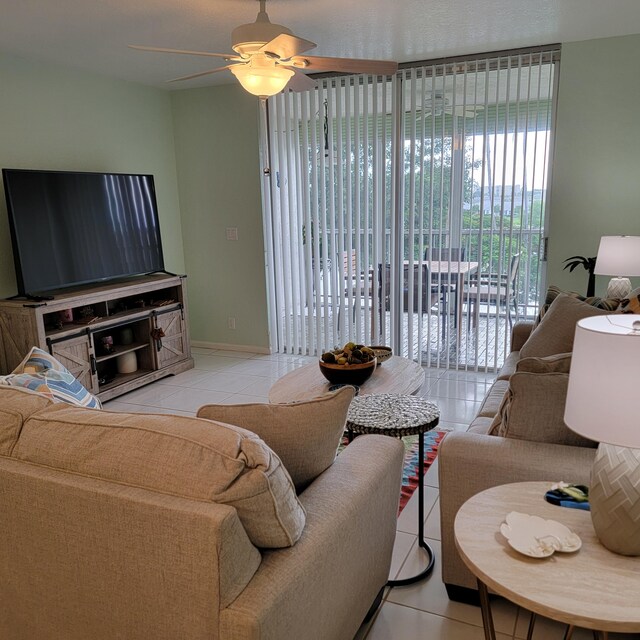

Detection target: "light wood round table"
[268, 355, 425, 403]
[454, 482, 640, 640]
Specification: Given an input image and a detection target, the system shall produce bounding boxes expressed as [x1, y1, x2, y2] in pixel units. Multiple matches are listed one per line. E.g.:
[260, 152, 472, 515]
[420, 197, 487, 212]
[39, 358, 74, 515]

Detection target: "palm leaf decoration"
[563, 256, 597, 296]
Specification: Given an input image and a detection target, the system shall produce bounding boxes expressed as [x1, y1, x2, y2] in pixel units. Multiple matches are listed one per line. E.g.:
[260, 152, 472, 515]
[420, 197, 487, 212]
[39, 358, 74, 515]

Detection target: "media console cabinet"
[0, 274, 194, 402]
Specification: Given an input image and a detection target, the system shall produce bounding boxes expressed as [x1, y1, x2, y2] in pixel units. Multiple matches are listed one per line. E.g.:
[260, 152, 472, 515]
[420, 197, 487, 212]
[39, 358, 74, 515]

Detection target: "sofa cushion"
[0, 387, 53, 456]
[13, 404, 306, 548]
[467, 416, 494, 435]
[488, 353, 596, 447]
[520, 294, 611, 359]
[0, 347, 101, 409]
[197, 386, 355, 492]
[496, 351, 520, 380]
[476, 380, 509, 418]
[616, 286, 640, 314]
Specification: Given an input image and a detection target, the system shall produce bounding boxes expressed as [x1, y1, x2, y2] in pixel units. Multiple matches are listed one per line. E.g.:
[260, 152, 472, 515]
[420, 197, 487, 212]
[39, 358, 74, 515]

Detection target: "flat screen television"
[2, 169, 165, 296]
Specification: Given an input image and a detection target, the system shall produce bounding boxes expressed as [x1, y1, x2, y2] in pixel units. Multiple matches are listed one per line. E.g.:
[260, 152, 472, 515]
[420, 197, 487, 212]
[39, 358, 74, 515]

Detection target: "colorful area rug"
[340, 430, 447, 514]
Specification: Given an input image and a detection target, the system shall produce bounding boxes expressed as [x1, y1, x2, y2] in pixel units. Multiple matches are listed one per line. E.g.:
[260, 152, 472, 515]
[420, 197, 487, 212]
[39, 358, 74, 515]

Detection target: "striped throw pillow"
[0, 347, 101, 409]
[535, 285, 621, 327]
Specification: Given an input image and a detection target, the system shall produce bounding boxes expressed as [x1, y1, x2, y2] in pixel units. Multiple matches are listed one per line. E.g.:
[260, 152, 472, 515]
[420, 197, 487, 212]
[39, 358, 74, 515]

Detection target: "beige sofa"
[438, 319, 598, 602]
[0, 386, 404, 640]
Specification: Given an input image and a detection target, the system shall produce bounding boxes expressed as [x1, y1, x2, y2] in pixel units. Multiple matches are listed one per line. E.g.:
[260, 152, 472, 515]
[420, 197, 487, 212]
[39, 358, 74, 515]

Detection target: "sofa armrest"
[510, 320, 535, 351]
[220, 434, 404, 640]
[438, 431, 595, 591]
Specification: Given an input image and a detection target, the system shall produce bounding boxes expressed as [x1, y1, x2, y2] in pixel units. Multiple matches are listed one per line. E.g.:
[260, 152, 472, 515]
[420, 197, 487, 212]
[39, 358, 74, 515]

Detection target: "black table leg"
[478, 579, 497, 640]
[387, 431, 436, 587]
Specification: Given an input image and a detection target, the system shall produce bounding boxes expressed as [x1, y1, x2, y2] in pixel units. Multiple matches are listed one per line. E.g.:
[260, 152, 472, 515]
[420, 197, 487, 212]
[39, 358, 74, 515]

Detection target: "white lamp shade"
[594, 236, 640, 276]
[564, 314, 640, 447]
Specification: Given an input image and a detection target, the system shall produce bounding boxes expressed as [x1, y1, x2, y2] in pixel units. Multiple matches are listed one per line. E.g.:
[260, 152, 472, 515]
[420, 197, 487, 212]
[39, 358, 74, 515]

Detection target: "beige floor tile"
[427, 396, 482, 424]
[365, 602, 514, 640]
[396, 485, 439, 536]
[387, 539, 525, 638]
[424, 498, 441, 540]
[428, 377, 492, 402]
[389, 533, 418, 580]
[155, 387, 232, 412]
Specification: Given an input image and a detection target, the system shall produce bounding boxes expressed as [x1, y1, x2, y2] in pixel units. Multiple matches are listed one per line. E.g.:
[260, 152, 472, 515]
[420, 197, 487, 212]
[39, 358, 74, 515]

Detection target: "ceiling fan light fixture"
[230, 61, 294, 98]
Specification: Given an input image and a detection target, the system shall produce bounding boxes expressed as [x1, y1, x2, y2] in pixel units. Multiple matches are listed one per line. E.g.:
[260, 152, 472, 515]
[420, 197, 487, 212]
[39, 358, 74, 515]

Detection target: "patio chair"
[464, 253, 521, 328]
[338, 250, 370, 330]
[423, 247, 467, 262]
[378, 263, 445, 336]
[424, 247, 467, 327]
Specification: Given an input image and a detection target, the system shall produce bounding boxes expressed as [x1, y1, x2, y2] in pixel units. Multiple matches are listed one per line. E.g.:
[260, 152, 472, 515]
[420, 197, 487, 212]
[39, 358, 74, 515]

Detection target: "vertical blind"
[262, 46, 560, 370]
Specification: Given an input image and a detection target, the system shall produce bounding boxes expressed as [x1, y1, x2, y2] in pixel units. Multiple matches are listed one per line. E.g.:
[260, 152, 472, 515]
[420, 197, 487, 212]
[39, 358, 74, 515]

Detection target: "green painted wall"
[2, 33, 638, 349]
[547, 34, 640, 296]
[171, 84, 269, 349]
[0, 53, 185, 298]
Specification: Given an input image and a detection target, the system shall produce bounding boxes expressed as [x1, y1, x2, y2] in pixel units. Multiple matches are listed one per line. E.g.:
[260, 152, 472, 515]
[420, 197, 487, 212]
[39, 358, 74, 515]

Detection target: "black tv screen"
[3, 169, 165, 296]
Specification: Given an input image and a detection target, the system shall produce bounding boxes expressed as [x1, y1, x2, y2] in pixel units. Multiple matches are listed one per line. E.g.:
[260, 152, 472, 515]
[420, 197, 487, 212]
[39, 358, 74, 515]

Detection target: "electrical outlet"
[226, 227, 238, 241]
[228, 317, 236, 330]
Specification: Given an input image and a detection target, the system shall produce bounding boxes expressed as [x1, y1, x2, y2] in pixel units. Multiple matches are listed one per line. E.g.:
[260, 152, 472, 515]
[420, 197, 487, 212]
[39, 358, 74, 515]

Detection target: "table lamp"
[594, 235, 640, 298]
[564, 314, 640, 555]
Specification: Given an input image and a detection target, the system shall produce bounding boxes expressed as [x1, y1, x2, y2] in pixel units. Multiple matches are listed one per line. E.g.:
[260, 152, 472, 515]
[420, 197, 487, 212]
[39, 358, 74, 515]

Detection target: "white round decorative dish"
[500, 511, 582, 558]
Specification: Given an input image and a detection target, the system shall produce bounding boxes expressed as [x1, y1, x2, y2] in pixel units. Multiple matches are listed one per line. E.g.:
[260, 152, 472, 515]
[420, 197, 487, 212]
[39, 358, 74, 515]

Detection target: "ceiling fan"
[130, 0, 398, 99]
[420, 91, 484, 118]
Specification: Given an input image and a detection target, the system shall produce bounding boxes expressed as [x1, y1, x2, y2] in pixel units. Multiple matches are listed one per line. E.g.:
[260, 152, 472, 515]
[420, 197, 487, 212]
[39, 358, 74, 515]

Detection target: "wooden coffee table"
[455, 482, 640, 639]
[268, 355, 425, 404]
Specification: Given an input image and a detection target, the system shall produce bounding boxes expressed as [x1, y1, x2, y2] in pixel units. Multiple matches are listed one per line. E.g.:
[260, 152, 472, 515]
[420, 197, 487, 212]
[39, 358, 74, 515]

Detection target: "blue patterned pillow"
[0, 347, 102, 409]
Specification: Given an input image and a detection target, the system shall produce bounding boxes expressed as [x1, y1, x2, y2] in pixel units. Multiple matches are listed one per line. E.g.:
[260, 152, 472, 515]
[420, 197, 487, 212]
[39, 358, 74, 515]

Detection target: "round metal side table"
[346, 393, 440, 587]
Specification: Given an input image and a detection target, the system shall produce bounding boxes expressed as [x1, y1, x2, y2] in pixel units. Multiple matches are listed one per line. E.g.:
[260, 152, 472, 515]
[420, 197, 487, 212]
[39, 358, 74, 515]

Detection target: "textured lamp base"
[590, 443, 640, 556]
[605, 277, 632, 299]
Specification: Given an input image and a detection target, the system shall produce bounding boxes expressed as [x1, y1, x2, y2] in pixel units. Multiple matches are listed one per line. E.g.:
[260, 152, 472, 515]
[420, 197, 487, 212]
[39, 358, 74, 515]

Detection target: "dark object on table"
[563, 256, 597, 297]
[370, 345, 392, 365]
[544, 484, 590, 510]
[328, 383, 360, 395]
[319, 358, 376, 386]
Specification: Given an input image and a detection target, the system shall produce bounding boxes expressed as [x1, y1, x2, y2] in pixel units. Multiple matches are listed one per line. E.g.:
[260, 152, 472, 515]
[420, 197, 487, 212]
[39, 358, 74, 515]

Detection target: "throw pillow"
[197, 386, 356, 492]
[488, 354, 596, 448]
[616, 286, 640, 314]
[520, 294, 611, 359]
[2, 347, 101, 409]
[13, 404, 305, 548]
[535, 285, 620, 328]
[517, 352, 572, 375]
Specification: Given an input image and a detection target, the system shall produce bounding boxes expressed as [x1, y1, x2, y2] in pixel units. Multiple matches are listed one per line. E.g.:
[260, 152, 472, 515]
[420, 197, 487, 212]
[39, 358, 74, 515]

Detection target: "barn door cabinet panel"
[0, 274, 194, 402]
[49, 333, 98, 394]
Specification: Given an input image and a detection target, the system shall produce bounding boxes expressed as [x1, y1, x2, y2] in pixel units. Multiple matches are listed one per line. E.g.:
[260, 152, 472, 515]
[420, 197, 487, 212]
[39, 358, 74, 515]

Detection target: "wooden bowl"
[369, 345, 393, 365]
[318, 358, 377, 386]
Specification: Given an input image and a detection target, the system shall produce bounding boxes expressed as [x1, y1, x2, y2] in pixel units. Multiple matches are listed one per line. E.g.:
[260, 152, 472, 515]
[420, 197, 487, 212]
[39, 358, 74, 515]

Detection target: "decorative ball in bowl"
[319, 358, 377, 386]
[369, 345, 393, 365]
[319, 343, 377, 386]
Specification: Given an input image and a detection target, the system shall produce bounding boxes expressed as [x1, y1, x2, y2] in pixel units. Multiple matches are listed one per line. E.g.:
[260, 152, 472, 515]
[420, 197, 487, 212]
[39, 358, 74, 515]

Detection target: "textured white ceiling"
[2, 0, 640, 89]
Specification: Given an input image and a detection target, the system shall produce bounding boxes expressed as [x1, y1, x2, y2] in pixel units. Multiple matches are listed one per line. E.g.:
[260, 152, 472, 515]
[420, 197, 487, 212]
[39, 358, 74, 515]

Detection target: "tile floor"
[104, 347, 637, 640]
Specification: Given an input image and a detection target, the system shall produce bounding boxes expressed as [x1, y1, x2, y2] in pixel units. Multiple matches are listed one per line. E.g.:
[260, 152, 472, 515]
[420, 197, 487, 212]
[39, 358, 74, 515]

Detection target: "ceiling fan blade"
[290, 55, 398, 76]
[166, 65, 235, 83]
[129, 45, 239, 60]
[261, 33, 317, 60]
[285, 68, 318, 93]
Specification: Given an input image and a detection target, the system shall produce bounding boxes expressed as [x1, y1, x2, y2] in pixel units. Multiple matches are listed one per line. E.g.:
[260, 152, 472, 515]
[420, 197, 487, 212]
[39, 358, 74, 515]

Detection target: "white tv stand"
[0, 274, 194, 402]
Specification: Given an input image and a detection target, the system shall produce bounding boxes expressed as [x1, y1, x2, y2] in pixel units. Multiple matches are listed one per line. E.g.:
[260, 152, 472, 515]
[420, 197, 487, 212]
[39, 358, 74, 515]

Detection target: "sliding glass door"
[262, 46, 559, 370]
